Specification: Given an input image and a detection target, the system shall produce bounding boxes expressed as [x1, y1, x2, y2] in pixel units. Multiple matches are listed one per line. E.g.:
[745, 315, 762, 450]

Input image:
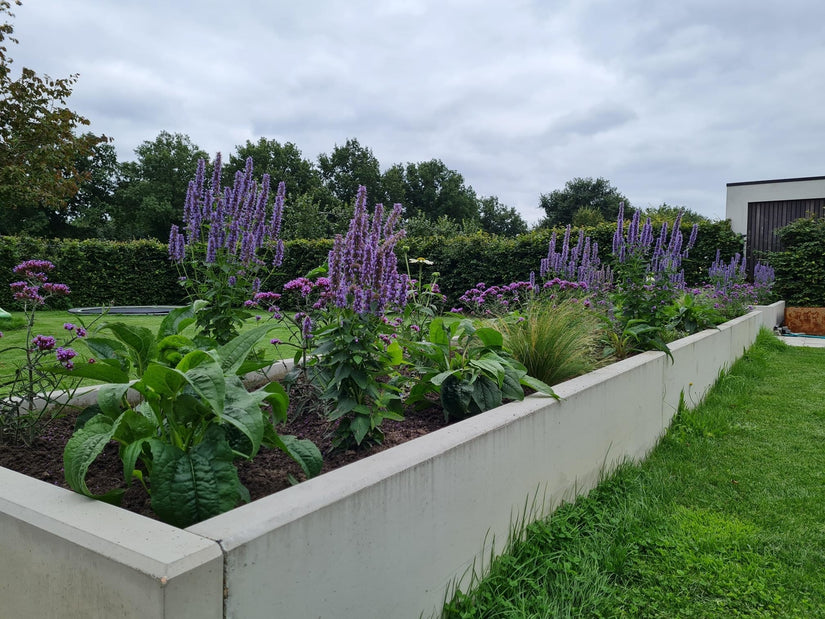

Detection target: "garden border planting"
[0, 302, 783, 619]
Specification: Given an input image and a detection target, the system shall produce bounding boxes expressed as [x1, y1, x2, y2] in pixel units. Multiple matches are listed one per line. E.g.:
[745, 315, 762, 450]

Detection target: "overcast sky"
[10, 0, 825, 223]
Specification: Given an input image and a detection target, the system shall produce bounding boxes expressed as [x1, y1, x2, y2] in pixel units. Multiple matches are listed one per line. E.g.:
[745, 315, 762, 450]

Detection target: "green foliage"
[60, 305, 321, 527]
[493, 300, 600, 386]
[318, 137, 384, 205]
[571, 205, 605, 227]
[0, 0, 107, 237]
[310, 309, 406, 449]
[478, 195, 528, 237]
[398, 158, 480, 223]
[538, 177, 632, 227]
[406, 317, 557, 422]
[643, 202, 712, 225]
[225, 138, 321, 199]
[0, 219, 742, 311]
[280, 192, 353, 240]
[768, 215, 825, 306]
[0, 237, 183, 310]
[662, 291, 724, 337]
[110, 131, 208, 240]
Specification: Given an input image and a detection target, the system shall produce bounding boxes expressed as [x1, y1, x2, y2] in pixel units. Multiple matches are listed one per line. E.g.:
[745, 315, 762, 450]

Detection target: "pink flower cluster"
[9, 260, 70, 306]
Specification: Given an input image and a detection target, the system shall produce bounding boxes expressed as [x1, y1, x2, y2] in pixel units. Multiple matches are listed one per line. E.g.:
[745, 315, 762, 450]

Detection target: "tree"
[539, 177, 631, 227]
[0, 0, 106, 236]
[225, 138, 322, 199]
[280, 192, 353, 240]
[109, 131, 207, 239]
[401, 159, 479, 222]
[643, 203, 711, 226]
[318, 138, 383, 205]
[63, 134, 121, 237]
[478, 195, 528, 237]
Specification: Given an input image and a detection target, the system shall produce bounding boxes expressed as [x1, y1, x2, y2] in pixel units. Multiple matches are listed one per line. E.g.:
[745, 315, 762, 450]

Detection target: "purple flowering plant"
[0, 260, 93, 446]
[168, 154, 287, 345]
[307, 186, 410, 448]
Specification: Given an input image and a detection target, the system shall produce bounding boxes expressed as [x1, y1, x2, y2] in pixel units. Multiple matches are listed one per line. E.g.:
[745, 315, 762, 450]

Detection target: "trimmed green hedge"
[767, 217, 825, 307]
[0, 237, 182, 310]
[0, 220, 743, 310]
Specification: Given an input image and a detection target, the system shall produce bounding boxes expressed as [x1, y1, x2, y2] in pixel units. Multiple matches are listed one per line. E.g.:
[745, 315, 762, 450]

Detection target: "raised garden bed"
[0, 303, 783, 619]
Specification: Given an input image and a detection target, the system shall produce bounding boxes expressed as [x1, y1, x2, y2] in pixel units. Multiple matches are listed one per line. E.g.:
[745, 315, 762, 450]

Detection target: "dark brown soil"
[0, 391, 448, 523]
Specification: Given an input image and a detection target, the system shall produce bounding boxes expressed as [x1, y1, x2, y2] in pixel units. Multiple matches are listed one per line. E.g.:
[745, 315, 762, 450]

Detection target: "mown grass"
[442, 331, 825, 618]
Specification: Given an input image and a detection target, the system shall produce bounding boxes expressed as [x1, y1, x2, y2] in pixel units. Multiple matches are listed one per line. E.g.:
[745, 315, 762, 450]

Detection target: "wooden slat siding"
[746, 199, 825, 276]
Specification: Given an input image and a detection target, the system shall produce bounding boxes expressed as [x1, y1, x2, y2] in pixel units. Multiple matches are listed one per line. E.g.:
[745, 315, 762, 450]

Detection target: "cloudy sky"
[10, 0, 825, 223]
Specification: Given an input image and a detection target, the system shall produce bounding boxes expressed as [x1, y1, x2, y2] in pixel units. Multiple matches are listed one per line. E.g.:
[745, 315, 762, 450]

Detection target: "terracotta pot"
[785, 307, 825, 335]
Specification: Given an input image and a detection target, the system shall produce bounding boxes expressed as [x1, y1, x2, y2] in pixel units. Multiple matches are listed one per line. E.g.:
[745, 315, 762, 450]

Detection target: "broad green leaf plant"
[59, 303, 322, 528]
[406, 317, 558, 422]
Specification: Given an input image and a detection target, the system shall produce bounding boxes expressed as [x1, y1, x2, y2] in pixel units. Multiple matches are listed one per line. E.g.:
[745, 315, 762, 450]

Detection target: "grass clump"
[494, 299, 601, 386]
[442, 330, 825, 617]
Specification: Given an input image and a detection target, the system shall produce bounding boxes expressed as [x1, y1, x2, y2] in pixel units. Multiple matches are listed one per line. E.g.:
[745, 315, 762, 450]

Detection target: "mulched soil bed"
[0, 393, 449, 523]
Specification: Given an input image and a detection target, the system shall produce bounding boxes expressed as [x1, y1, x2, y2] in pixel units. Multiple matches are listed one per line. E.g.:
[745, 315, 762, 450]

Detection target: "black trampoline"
[68, 305, 183, 316]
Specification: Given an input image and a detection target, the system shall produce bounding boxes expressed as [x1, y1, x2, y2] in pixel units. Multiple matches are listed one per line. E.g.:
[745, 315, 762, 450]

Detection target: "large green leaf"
[96, 382, 132, 419]
[83, 337, 129, 369]
[428, 317, 452, 346]
[349, 414, 371, 445]
[474, 327, 504, 348]
[471, 374, 502, 414]
[469, 357, 506, 382]
[520, 375, 560, 399]
[222, 385, 266, 458]
[216, 324, 272, 375]
[430, 369, 459, 386]
[176, 350, 225, 416]
[255, 381, 289, 424]
[501, 367, 526, 401]
[147, 429, 245, 528]
[101, 323, 157, 375]
[48, 360, 131, 384]
[141, 362, 188, 398]
[385, 340, 404, 365]
[158, 302, 206, 339]
[441, 375, 474, 422]
[63, 414, 125, 505]
[272, 434, 323, 478]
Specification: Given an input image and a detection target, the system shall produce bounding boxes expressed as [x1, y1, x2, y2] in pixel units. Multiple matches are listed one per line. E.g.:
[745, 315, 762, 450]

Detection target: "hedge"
[767, 217, 825, 307]
[0, 220, 744, 311]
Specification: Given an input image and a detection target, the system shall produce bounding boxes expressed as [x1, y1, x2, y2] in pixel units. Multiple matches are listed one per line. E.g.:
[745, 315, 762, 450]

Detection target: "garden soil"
[0, 394, 448, 523]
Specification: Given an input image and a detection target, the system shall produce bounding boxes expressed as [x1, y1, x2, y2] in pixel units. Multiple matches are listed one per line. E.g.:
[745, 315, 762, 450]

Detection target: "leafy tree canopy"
[400, 158, 479, 222]
[0, 0, 106, 236]
[109, 131, 207, 240]
[642, 203, 711, 226]
[478, 195, 528, 237]
[318, 138, 383, 206]
[226, 138, 322, 199]
[539, 177, 632, 227]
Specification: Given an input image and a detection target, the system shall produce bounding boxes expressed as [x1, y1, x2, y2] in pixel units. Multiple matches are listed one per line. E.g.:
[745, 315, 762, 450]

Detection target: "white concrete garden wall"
[0, 302, 783, 619]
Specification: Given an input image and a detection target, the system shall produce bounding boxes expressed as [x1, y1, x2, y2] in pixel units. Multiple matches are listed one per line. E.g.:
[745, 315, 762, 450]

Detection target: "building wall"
[726, 176, 825, 236]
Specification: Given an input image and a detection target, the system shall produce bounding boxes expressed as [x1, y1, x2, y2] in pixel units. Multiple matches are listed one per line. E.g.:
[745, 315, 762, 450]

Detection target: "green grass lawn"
[442, 331, 825, 618]
[0, 310, 296, 394]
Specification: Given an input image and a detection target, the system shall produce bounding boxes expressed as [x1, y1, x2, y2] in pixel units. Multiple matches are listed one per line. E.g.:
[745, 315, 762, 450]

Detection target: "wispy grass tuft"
[495, 300, 601, 386]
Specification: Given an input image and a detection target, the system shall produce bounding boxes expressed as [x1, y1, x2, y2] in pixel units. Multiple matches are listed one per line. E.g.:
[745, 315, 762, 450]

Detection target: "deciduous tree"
[0, 0, 106, 236]
[539, 177, 631, 227]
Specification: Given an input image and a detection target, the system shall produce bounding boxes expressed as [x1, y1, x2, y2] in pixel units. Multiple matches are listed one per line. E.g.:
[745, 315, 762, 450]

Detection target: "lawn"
[0, 309, 296, 395]
[442, 331, 825, 618]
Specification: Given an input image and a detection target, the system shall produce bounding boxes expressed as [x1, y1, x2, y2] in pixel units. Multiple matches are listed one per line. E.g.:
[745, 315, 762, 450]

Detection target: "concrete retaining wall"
[0, 303, 783, 618]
